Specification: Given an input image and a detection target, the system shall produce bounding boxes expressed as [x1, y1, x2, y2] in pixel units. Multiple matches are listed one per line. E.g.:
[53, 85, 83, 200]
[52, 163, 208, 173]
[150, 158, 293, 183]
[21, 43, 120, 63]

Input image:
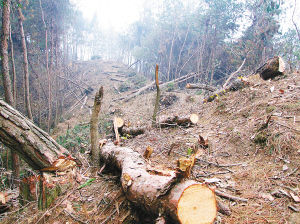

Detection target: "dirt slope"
[2, 60, 299, 224]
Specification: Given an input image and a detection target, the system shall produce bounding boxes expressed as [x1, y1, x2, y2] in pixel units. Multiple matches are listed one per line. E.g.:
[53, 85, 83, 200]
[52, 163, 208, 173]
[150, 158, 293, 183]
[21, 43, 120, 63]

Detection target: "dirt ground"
[1, 60, 299, 224]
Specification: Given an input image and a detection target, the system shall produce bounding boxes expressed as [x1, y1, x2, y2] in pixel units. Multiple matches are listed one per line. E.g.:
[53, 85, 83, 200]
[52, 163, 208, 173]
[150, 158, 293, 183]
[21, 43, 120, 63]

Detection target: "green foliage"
[78, 178, 96, 189]
[196, 90, 202, 95]
[57, 124, 90, 153]
[166, 82, 175, 92]
[187, 147, 193, 156]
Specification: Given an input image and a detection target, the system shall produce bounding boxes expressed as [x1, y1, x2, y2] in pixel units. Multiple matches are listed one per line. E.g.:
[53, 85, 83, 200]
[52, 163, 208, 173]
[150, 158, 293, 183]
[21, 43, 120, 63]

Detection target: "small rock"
[282, 165, 289, 171]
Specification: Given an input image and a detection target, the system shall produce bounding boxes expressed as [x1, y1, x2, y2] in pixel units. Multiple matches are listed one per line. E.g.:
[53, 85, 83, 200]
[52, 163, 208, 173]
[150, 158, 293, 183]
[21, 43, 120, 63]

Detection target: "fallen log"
[101, 141, 217, 223]
[204, 78, 250, 103]
[158, 114, 199, 128]
[0, 100, 76, 170]
[112, 117, 146, 137]
[255, 56, 285, 80]
[186, 83, 216, 92]
[113, 72, 199, 102]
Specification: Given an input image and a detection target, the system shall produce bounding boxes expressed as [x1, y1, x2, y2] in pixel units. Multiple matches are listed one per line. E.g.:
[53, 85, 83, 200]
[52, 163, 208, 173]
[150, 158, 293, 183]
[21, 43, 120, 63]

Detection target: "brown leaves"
[198, 135, 209, 149]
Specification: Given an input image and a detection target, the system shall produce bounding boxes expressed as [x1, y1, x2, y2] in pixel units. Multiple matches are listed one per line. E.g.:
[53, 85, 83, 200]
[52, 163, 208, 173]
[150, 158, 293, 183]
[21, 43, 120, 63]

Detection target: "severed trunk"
[158, 114, 199, 128]
[256, 56, 285, 80]
[0, 99, 75, 170]
[101, 142, 217, 223]
[90, 87, 104, 167]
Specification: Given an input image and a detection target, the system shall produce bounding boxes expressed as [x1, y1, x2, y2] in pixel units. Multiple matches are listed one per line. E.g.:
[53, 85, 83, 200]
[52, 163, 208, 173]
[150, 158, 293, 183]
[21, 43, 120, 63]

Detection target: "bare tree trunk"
[152, 65, 160, 127]
[17, 0, 33, 120]
[1, 0, 14, 106]
[9, 25, 17, 107]
[0, 100, 74, 170]
[1, 0, 20, 182]
[292, 0, 300, 41]
[175, 25, 190, 79]
[90, 87, 104, 168]
[39, 0, 51, 132]
[167, 30, 176, 81]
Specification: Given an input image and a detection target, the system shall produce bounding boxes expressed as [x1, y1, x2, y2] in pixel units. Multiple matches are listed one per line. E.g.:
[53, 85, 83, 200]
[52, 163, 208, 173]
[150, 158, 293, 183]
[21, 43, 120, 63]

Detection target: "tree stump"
[256, 56, 285, 80]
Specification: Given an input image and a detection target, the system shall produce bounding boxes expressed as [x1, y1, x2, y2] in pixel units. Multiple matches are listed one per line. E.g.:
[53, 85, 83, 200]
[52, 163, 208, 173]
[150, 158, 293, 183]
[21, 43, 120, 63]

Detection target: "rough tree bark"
[90, 87, 104, 167]
[101, 141, 217, 223]
[1, 0, 20, 181]
[9, 24, 17, 107]
[0, 100, 72, 170]
[17, 0, 33, 120]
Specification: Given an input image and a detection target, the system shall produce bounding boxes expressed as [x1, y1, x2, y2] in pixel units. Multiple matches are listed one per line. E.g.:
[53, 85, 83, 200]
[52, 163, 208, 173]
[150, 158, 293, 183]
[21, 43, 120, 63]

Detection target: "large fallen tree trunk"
[255, 56, 285, 80]
[0, 100, 75, 170]
[101, 141, 217, 223]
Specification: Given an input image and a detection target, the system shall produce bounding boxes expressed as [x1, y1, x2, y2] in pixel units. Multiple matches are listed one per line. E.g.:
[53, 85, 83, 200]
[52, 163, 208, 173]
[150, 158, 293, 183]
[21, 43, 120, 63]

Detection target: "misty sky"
[71, 0, 299, 33]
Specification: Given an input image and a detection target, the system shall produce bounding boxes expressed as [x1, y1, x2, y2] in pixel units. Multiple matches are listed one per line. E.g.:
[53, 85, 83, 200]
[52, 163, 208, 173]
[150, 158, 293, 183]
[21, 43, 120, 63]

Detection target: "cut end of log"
[177, 184, 217, 224]
[190, 114, 199, 124]
[278, 56, 285, 73]
[115, 117, 124, 128]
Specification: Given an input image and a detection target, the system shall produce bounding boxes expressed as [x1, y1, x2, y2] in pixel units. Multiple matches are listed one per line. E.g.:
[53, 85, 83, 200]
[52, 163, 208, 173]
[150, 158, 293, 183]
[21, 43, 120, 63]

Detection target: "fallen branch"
[223, 58, 246, 89]
[215, 189, 248, 203]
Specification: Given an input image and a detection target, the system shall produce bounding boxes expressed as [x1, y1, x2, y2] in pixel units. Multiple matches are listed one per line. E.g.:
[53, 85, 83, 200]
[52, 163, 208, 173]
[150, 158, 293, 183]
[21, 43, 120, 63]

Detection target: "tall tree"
[16, 0, 33, 120]
[1, 0, 20, 182]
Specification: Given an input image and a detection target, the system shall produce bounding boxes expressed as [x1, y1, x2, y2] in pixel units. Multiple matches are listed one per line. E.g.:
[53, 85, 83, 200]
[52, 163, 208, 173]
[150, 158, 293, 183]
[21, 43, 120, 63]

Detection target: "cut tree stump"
[256, 56, 285, 80]
[100, 141, 217, 223]
[159, 114, 199, 128]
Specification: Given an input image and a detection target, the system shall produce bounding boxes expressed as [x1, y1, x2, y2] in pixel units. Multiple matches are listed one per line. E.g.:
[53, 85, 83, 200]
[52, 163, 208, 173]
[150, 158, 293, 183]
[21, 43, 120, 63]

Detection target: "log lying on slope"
[158, 114, 199, 128]
[255, 56, 285, 80]
[0, 100, 75, 170]
[101, 141, 217, 223]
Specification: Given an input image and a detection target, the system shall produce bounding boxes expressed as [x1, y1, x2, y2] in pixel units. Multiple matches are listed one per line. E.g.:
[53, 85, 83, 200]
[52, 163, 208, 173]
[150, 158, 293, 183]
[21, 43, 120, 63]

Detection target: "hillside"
[2, 60, 300, 224]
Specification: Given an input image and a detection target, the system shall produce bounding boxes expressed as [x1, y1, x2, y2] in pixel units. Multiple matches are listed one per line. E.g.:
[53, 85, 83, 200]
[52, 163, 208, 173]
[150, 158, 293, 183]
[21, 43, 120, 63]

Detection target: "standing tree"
[1, 0, 20, 182]
[16, 0, 33, 120]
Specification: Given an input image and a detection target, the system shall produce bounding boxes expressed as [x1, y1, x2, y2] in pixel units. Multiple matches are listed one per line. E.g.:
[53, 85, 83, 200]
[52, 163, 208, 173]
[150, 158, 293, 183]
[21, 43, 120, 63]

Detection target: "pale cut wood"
[256, 56, 285, 80]
[100, 142, 217, 223]
[113, 116, 121, 144]
[115, 117, 124, 128]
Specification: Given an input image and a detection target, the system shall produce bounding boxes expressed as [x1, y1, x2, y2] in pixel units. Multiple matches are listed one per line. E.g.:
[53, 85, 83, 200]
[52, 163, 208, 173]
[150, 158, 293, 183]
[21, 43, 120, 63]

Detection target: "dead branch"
[223, 58, 246, 89]
[186, 83, 216, 92]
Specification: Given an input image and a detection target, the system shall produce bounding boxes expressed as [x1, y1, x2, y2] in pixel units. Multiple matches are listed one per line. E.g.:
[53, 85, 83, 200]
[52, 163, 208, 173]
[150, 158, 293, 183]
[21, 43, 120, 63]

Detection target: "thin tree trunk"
[1, 0, 20, 183]
[90, 87, 104, 169]
[292, 0, 300, 41]
[9, 25, 17, 107]
[17, 0, 33, 120]
[39, 0, 51, 132]
[152, 65, 160, 127]
[175, 25, 190, 79]
[167, 30, 176, 81]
